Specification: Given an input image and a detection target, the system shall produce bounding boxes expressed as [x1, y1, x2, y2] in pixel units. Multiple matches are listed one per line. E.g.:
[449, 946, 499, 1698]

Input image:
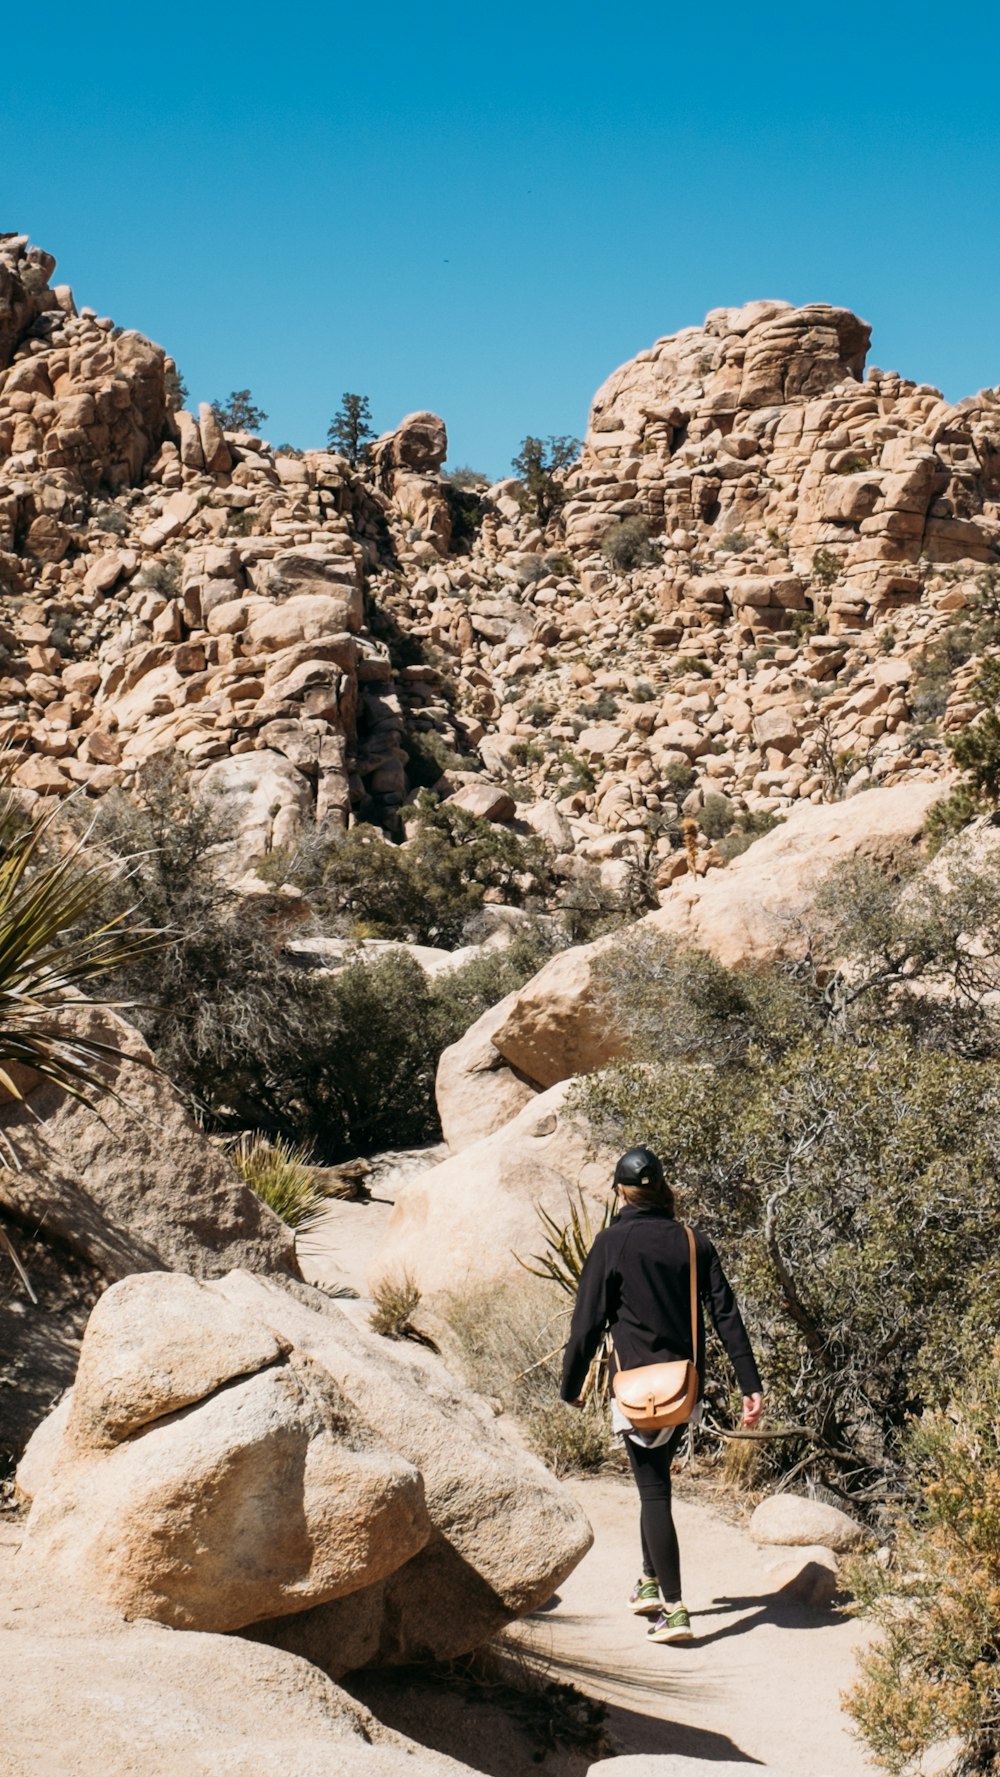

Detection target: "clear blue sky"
[4, 1, 999, 477]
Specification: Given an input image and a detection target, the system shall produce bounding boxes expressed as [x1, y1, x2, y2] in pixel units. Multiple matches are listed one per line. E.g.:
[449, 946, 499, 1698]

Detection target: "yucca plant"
[228, 1130, 327, 1231]
[517, 1189, 614, 1296]
[0, 790, 159, 1129]
[0, 788, 161, 1300]
[516, 1189, 616, 1403]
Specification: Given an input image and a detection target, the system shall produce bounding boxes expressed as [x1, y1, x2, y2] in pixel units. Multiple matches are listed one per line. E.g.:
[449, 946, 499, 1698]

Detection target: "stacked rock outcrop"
[2, 233, 998, 898]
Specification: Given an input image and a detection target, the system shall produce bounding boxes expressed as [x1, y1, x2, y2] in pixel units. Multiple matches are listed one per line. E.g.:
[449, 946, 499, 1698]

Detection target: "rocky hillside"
[3, 231, 998, 892]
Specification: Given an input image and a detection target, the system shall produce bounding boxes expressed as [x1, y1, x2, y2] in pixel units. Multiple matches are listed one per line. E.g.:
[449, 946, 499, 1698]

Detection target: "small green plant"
[833, 452, 870, 474]
[718, 529, 750, 554]
[602, 515, 654, 571]
[228, 1132, 326, 1230]
[517, 1190, 614, 1296]
[663, 760, 696, 798]
[789, 607, 828, 641]
[370, 1271, 422, 1339]
[134, 553, 182, 598]
[715, 808, 783, 861]
[699, 794, 735, 842]
[812, 547, 840, 586]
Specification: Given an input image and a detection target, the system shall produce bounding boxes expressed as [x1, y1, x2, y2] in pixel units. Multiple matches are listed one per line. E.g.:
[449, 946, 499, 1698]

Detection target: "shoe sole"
[648, 1624, 694, 1643]
[629, 1599, 662, 1616]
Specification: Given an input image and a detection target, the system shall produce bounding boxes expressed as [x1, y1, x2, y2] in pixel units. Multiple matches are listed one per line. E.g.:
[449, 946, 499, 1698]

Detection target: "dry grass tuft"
[370, 1272, 422, 1339]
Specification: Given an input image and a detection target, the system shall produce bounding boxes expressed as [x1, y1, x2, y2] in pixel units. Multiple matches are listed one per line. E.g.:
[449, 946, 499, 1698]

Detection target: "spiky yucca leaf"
[228, 1131, 327, 1231]
[516, 1189, 615, 1296]
[0, 791, 159, 1121]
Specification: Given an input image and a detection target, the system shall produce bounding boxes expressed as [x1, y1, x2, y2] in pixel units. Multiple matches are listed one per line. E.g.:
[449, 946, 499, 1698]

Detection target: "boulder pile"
[1, 234, 995, 892]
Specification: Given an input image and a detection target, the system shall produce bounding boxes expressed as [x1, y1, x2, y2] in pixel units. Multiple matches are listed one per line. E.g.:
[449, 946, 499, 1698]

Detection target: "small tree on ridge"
[328, 393, 375, 467]
[212, 389, 268, 433]
[511, 434, 580, 525]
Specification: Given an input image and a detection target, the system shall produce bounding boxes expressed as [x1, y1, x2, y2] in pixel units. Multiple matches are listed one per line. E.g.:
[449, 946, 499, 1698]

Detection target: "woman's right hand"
[742, 1392, 763, 1428]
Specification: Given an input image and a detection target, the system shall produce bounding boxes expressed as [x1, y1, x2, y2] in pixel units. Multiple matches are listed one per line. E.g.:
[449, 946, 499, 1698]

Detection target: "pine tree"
[211, 389, 268, 433]
[327, 393, 375, 467]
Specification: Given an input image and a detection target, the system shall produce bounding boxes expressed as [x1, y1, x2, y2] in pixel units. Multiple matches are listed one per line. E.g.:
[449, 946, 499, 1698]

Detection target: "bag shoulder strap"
[685, 1223, 699, 1364]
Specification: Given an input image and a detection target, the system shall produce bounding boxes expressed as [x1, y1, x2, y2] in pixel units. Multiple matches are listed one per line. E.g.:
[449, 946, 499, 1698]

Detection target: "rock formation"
[14, 1268, 592, 1665]
[1, 233, 995, 898]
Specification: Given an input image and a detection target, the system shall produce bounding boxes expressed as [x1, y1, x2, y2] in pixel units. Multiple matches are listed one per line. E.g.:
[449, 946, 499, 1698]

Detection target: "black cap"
[613, 1147, 665, 1192]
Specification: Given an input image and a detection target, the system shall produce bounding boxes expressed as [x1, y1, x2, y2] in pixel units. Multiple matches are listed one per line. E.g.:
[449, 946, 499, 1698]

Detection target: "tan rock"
[491, 782, 946, 1084]
[750, 1493, 869, 1552]
[65, 1272, 288, 1450]
[0, 1626, 479, 1776]
[371, 1080, 614, 1299]
[18, 1347, 428, 1631]
[444, 782, 516, 821]
[247, 593, 362, 650]
[435, 990, 539, 1151]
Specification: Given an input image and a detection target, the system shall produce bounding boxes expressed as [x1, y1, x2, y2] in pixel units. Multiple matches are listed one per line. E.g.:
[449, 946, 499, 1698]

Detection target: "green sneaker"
[647, 1604, 693, 1643]
[628, 1577, 662, 1616]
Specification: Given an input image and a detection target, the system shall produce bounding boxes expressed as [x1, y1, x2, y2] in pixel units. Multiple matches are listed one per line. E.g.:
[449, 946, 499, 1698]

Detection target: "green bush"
[270, 795, 555, 949]
[845, 1345, 1000, 1775]
[511, 435, 580, 525]
[698, 793, 735, 842]
[578, 891, 1000, 1502]
[602, 516, 654, 571]
[715, 807, 783, 861]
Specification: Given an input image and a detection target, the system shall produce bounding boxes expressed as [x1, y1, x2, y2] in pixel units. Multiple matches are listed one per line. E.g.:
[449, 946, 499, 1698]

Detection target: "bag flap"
[613, 1360, 693, 1413]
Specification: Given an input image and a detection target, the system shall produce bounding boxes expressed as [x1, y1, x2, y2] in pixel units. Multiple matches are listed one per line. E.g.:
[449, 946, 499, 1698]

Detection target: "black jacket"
[560, 1204, 762, 1404]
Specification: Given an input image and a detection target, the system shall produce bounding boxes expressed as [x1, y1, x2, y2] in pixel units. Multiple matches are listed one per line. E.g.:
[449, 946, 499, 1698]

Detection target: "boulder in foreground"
[16, 1269, 592, 1665]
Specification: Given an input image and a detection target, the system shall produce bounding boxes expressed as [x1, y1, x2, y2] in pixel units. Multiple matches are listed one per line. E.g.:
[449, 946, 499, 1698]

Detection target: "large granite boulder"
[16, 1268, 592, 1666]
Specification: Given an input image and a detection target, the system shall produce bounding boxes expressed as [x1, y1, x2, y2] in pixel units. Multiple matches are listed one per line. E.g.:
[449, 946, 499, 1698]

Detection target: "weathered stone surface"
[444, 781, 516, 822]
[65, 1272, 287, 1449]
[491, 782, 945, 1085]
[750, 1493, 869, 1552]
[0, 1005, 294, 1281]
[372, 1080, 615, 1300]
[213, 1271, 594, 1663]
[16, 1268, 592, 1665]
[199, 749, 314, 864]
[18, 1347, 429, 1631]
[435, 990, 539, 1152]
[0, 1627, 478, 1777]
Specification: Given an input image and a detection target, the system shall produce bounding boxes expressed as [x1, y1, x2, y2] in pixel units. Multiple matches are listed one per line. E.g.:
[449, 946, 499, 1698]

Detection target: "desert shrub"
[445, 483, 483, 553]
[443, 465, 490, 490]
[812, 547, 840, 586]
[370, 1272, 422, 1338]
[404, 727, 465, 785]
[698, 793, 735, 842]
[88, 500, 130, 538]
[273, 797, 554, 950]
[845, 1346, 1000, 1775]
[229, 1132, 326, 1230]
[445, 1282, 616, 1475]
[602, 516, 654, 572]
[663, 759, 695, 797]
[718, 529, 750, 554]
[511, 435, 580, 525]
[578, 909, 1000, 1504]
[134, 553, 182, 598]
[715, 807, 783, 861]
[910, 622, 976, 722]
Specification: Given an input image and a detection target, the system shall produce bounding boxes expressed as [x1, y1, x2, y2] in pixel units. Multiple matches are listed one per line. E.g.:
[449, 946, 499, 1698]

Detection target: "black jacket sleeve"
[703, 1238, 762, 1396]
[560, 1231, 616, 1402]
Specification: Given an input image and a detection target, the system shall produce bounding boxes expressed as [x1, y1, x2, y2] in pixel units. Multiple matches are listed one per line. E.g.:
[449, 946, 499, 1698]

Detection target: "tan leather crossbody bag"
[611, 1223, 699, 1432]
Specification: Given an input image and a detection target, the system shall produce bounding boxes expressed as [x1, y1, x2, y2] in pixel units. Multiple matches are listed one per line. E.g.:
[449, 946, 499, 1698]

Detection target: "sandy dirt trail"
[532, 1475, 876, 1774]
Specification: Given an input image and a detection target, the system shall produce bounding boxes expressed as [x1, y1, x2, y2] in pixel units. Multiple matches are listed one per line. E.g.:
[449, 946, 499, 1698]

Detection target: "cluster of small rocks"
[2, 235, 998, 891]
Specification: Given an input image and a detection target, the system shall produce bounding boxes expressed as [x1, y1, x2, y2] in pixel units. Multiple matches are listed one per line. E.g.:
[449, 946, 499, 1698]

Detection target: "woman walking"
[560, 1147, 763, 1644]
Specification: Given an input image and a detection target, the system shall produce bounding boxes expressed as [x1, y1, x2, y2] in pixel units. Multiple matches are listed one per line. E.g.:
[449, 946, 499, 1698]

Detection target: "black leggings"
[624, 1426, 685, 1603]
